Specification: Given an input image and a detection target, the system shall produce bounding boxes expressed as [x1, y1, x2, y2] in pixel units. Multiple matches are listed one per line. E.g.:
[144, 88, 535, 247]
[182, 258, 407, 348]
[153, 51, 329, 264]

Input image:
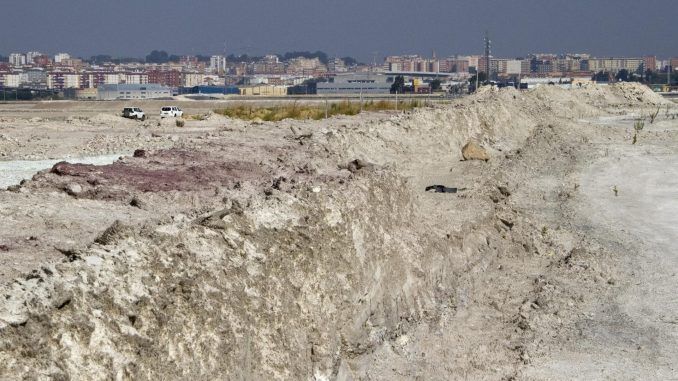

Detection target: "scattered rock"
[55, 247, 82, 262]
[50, 161, 72, 175]
[290, 126, 313, 140]
[500, 218, 515, 229]
[133, 149, 147, 158]
[462, 141, 490, 161]
[498, 186, 511, 197]
[65, 183, 83, 196]
[129, 196, 146, 209]
[341, 159, 376, 173]
[194, 205, 240, 229]
[272, 176, 292, 192]
[95, 220, 134, 245]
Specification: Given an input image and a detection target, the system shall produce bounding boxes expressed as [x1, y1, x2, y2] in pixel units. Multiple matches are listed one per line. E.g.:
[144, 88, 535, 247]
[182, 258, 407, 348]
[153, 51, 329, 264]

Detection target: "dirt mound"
[609, 82, 670, 105]
[88, 113, 132, 125]
[0, 84, 673, 379]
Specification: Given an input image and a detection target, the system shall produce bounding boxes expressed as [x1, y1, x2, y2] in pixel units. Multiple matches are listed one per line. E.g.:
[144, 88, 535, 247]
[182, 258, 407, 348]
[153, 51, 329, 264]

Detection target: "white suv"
[160, 106, 183, 118]
[122, 107, 146, 120]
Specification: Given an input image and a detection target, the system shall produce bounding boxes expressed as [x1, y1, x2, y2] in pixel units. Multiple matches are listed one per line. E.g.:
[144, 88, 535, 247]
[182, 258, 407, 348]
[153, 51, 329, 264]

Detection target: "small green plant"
[632, 119, 644, 144]
[541, 226, 549, 236]
[176, 119, 185, 127]
[612, 185, 618, 197]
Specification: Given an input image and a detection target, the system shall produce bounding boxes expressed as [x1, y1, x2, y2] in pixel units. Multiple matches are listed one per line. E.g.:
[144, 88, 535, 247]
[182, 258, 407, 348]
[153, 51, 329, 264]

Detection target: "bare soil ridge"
[0, 83, 675, 380]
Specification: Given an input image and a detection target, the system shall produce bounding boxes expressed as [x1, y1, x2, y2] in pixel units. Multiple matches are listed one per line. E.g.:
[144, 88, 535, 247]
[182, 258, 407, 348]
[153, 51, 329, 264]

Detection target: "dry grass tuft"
[215, 100, 423, 122]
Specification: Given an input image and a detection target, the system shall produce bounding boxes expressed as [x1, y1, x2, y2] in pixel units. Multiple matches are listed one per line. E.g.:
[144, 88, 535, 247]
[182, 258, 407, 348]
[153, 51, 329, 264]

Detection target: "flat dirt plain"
[0, 84, 677, 380]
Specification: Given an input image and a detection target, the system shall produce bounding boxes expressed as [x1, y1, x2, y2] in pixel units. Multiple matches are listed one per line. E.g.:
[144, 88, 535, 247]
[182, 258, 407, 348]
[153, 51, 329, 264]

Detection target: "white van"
[160, 106, 183, 118]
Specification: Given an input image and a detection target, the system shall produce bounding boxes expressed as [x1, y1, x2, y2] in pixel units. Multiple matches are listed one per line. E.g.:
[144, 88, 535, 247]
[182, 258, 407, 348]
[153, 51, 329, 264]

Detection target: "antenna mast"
[484, 31, 491, 84]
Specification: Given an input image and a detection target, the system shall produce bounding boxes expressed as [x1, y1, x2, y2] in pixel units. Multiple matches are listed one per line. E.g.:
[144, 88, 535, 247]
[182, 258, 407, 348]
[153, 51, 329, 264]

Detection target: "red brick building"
[148, 69, 182, 87]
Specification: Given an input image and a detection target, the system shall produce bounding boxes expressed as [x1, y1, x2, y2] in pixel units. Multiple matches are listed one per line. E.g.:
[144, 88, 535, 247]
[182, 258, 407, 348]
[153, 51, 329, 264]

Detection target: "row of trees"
[145, 50, 213, 64]
[142, 50, 360, 66]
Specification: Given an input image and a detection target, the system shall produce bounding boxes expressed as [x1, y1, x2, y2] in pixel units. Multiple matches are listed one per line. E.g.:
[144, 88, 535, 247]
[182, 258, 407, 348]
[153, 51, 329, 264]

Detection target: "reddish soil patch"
[49, 149, 269, 194]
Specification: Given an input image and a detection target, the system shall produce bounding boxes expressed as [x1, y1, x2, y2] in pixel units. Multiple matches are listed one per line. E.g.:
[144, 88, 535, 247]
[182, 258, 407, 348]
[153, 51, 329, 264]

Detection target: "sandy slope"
[0, 83, 676, 380]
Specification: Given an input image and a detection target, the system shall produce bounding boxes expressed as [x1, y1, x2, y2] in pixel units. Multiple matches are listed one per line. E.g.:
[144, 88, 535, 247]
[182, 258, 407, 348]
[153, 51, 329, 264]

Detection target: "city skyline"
[2, 49, 676, 64]
[1, 0, 676, 61]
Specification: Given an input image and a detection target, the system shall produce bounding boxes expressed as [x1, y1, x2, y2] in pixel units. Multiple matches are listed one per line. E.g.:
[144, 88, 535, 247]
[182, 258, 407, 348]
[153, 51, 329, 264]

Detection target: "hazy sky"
[2, 0, 676, 60]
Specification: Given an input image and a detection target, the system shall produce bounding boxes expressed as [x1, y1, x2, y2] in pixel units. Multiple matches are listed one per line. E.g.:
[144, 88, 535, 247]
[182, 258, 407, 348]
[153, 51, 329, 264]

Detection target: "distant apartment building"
[103, 73, 122, 85]
[47, 73, 81, 90]
[553, 58, 582, 73]
[587, 57, 644, 73]
[9, 53, 26, 67]
[478, 57, 491, 74]
[209, 55, 227, 74]
[490, 59, 508, 75]
[25, 52, 42, 64]
[439, 58, 469, 73]
[124, 73, 148, 85]
[328, 58, 347, 73]
[643, 56, 657, 72]
[466, 56, 481, 71]
[80, 72, 108, 89]
[148, 70, 181, 87]
[506, 60, 522, 75]
[97, 84, 171, 100]
[252, 61, 286, 75]
[54, 53, 71, 64]
[60, 58, 84, 69]
[385, 55, 444, 73]
[1, 73, 22, 88]
[287, 57, 325, 75]
[20, 68, 47, 88]
[182, 72, 204, 87]
[33, 55, 52, 67]
[180, 56, 199, 68]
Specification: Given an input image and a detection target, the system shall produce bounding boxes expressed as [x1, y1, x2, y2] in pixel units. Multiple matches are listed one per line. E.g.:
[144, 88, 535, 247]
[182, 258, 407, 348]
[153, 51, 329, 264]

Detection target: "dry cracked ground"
[0, 84, 677, 380]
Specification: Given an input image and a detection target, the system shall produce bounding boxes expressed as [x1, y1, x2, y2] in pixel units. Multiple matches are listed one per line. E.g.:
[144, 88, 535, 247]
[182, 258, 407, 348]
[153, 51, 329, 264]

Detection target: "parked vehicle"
[122, 107, 146, 120]
[160, 106, 184, 118]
